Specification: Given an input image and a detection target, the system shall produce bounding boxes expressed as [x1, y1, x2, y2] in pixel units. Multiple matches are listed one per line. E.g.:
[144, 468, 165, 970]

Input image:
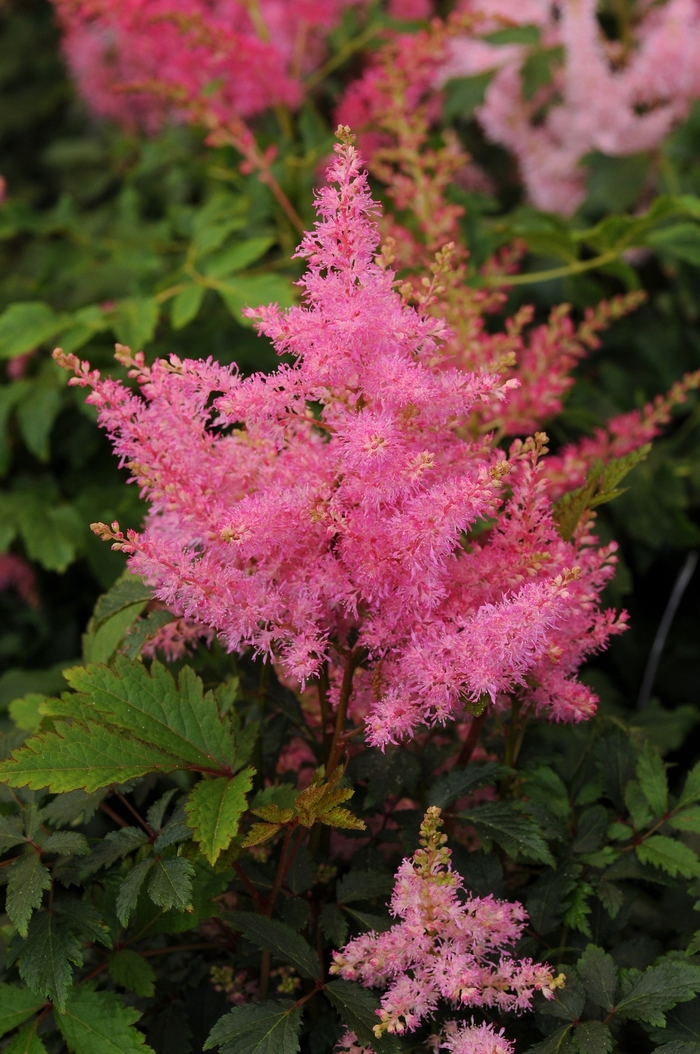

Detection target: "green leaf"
[93, 574, 153, 627]
[483, 24, 540, 43]
[171, 284, 205, 330]
[625, 780, 655, 830]
[112, 297, 159, 350]
[319, 904, 348, 946]
[636, 836, 700, 878]
[576, 945, 617, 1011]
[6, 853, 51, 937]
[217, 275, 294, 324]
[554, 447, 650, 542]
[573, 1021, 612, 1054]
[57, 984, 153, 1054]
[637, 740, 668, 817]
[185, 769, 254, 865]
[525, 1026, 574, 1054]
[65, 659, 238, 771]
[521, 46, 563, 100]
[678, 762, 700, 809]
[525, 865, 579, 936]
[336, 871, 393, 905]
[341, 907, 393, 933]
[16, 383, 63, 462]
[4, 1020, 48, 1054]
[108, 949, 156, 998]
[204, 1001, 302, 1054]
[225, 912, 321, 979]
[147, 857, 195, 912]
[564, 882, 593, 937]
[459, 801, 555, 865]
[0, 985, 46, 1039]
[119, 609, 176, 661]
[0, 812, 26, 852]
[427, 761, 511, 809]
[443, 72, 495, 121]
[670, 808, 700, 834]
[82, 827, 149, 875]
[41, 831, 89, 856]
[646, 223, 700, 266]
[203, 237, 274, 279]
[0, 722, 181, 793]
[117, 859, 155, 926]
[0, 302, 70, 360]
[616, 960, 700, 1027]
[17, 910, 83, 1012]
[323, 981, 400, 1054]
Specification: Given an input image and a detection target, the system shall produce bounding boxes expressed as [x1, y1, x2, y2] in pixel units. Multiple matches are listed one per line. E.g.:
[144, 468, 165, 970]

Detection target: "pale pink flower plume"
[438, 0, 700, 213]
[331, 807, 562, 1038]
[56, 134, 628, 746]
[0, 554, 40, 610]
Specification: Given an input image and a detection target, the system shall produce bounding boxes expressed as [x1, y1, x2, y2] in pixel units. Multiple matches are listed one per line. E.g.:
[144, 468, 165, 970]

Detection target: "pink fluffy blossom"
[331, 807, 562, 1038]
[56, 134, 628, 746]
[436, 0, 700, 213]
[52, 0, 366, 131]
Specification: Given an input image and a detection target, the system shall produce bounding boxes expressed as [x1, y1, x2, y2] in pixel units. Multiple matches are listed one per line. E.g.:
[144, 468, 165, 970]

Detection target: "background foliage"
[1, 2, 700, 1053]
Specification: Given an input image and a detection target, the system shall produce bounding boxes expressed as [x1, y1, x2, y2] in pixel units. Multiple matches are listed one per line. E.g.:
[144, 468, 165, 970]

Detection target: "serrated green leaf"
[341, 907, 393, 932]
[671, 809, 700, 834]
[625, 780, 654, 830]
[336, 871, 393, 905]
[646, 223, 700, 266]
[427, 761, 512, 809]
[319, 904, 348, 946]
[525, 865, 579, 936]
[636, 836, 700, 878]
[112, 297, 159, 350]
[8, 695, 47, 734]
[573, 1021, 612, 1054]
[0, 985, 46, 1039]
[225, 912, 321, 979]
[576, 945, 617, 1011]
[525, 1026, 574, 1054]
[57, 984, 153, 1053]
[0, 722, 181, 793]
[17, 383, 62, 462]
[0, 813, 26, 852]
[117, 859, 155, 926]
[17, 910, 83, 1012]
[185, 769, 254, 865]
[6, 853, 51, 937]
[443, 71, 495, 121]
[4, 1020, 48, 1054]
[147, 789, 178, 832]
[679, 763, 700, 808]
[171, 284, 205, 330]
[65, 659, 237, 771]
[82, 827, 149, 876]
[323, 980, 400, 1054]
[0, 302, 71, 359]
[147, 857, 194, 912]
[637, 740, 668, 817]
[41, 831, 89, 856]
[93, 575, 152, 628]
[564, 882, 593, 937]
[43, 789, 107, 827]
[119, 609, 176, 661]
[204, 1000, 302, 1054]
[241, 823, 282, 847]
[459, 801, 555, 865]
[108, 949, 156, 998]
[616, 960, 700, 1027]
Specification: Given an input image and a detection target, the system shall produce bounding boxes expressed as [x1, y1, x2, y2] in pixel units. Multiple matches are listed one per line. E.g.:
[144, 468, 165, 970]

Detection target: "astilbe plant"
[331, 806, 563, 1049]
[58, 131, 633, 758]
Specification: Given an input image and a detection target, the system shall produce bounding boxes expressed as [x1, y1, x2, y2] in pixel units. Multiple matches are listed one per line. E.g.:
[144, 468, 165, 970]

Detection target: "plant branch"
[325, 646, 365, 778]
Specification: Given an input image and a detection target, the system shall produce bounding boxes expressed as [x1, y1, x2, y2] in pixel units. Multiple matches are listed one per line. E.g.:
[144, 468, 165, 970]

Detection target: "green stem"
[304, 25, 380, 91]
[325, 647, 365, 778]
[482, 248, 621, 288]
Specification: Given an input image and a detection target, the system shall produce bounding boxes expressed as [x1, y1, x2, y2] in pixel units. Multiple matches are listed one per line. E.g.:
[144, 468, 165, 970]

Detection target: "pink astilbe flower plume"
[56, 131, 627, 747]
[331, 807, 563, 1042]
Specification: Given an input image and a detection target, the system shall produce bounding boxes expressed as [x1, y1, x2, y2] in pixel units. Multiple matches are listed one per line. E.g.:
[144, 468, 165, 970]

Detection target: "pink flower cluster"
[331, 807, 561, 1042]
[57, 134, 628, 746]
[439, 0, 700, 213]
[52, 0, 366, 131]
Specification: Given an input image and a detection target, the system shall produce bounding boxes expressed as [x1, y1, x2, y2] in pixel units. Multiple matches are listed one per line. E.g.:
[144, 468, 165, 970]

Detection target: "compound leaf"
[616, 960, 700, 1027]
